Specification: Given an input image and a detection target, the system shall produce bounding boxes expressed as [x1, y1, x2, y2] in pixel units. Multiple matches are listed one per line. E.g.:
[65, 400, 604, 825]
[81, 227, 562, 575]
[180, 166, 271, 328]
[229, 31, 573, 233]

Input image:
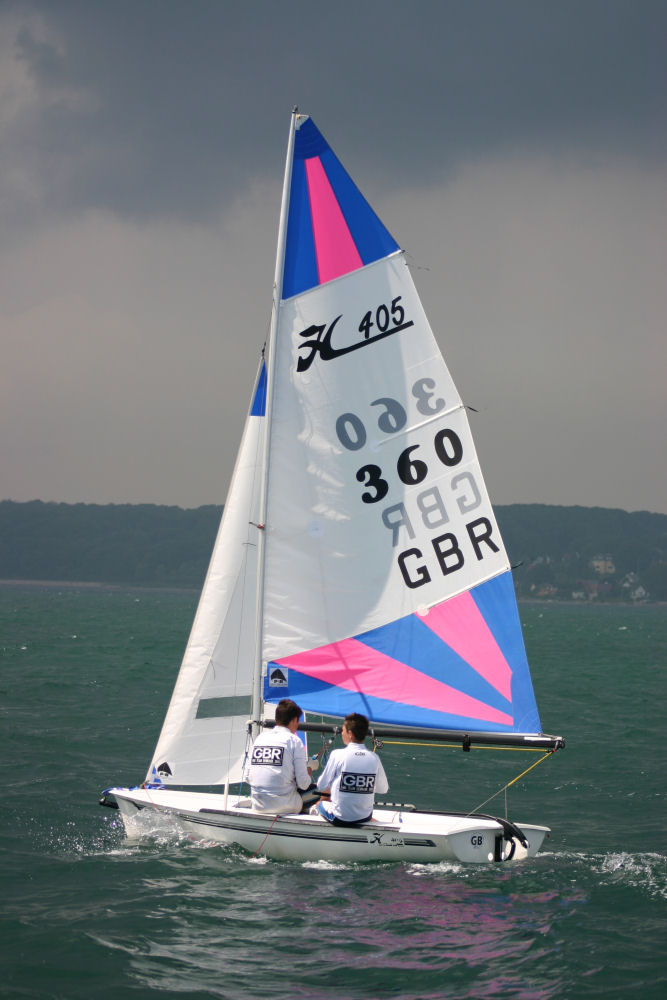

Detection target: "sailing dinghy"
[101, 111, 563, 864]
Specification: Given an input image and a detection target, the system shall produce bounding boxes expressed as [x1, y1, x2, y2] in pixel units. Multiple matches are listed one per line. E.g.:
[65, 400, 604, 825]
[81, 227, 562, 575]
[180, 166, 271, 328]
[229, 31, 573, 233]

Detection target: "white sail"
[262, 253, 508, 664]
[146, 363, 267, 786]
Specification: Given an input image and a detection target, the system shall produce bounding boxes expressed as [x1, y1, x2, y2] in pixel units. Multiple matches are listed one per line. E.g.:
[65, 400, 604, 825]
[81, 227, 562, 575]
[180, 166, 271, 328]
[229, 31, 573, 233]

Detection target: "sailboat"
[101, 110, 563, 864]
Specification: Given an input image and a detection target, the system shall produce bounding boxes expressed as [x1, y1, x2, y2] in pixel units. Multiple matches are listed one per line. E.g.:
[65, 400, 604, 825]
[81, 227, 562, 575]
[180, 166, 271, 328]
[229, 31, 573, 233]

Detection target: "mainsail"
[146, 113, 546, 789]
[262, 116, 540, 737]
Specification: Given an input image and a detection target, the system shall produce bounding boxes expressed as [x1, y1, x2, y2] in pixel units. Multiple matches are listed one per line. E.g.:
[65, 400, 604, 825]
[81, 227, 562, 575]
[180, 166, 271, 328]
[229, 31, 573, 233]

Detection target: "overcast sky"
[1, 0, 665, 514]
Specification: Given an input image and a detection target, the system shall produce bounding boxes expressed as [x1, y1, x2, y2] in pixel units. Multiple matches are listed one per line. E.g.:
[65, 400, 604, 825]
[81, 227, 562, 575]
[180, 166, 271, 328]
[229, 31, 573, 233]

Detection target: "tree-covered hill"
[495, 504, 666, 601]
[0, 501, 220, 588]
[0, 500, 665, 600]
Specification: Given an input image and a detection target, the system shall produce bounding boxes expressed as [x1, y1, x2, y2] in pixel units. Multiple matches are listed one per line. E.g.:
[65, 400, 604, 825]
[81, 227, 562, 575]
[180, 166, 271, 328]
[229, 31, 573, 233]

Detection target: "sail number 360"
[336, 378, 446, 450]
[335, 381, 462, 504]
[356, 429, 463, 504]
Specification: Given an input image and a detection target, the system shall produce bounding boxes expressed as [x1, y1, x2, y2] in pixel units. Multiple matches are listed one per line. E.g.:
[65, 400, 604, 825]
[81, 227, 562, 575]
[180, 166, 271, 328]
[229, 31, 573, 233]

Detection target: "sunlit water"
[1, 586, 665, 998]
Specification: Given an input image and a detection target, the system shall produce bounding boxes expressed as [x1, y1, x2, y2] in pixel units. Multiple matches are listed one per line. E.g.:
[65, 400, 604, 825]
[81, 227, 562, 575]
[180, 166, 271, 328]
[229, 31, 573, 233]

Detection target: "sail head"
[283, 117, 399, 298]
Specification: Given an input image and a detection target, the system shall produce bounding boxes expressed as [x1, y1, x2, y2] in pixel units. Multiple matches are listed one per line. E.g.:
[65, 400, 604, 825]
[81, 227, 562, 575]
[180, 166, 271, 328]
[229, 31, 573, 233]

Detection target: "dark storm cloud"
[2, 0, 665, 513]
[6, 0, 666, 229]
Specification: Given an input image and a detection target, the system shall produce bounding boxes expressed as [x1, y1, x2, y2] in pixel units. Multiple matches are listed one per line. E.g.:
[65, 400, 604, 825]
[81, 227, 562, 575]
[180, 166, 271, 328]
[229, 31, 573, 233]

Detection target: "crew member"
[247, 699, 312, 815]
[315, 713, 388, 824]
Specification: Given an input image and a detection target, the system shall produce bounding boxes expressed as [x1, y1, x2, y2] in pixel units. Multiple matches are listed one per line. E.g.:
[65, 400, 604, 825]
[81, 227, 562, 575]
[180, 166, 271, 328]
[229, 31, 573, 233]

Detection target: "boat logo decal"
[367, 831, 405, 847]
[268, 666, 288, 687]
[296, 296, 413, 373]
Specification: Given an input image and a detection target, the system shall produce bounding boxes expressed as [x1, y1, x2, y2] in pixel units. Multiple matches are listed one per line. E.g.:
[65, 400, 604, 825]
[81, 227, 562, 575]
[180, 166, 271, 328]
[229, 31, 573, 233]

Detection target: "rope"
[248, 814, 280, 859]
[468, 750, 555, 815]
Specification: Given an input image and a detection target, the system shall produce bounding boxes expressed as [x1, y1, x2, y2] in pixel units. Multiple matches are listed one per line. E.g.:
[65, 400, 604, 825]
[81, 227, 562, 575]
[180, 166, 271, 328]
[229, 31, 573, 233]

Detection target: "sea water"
[1, 585, 665, 999]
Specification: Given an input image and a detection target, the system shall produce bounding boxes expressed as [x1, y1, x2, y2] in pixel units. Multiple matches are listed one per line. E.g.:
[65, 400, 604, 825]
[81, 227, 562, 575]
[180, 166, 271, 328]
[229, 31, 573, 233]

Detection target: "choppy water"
[1, 585, 665, 999]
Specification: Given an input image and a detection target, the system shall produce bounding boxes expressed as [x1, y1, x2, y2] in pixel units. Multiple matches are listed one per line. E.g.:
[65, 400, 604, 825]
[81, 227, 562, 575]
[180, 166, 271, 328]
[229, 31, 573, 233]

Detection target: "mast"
[250, 107, 299, 738]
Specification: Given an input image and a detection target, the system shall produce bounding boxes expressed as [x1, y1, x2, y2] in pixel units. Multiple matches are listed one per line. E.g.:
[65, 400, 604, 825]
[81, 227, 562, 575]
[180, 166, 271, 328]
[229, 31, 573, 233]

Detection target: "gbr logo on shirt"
[340, 771, 376, 794]
[251, 746, 284, 766]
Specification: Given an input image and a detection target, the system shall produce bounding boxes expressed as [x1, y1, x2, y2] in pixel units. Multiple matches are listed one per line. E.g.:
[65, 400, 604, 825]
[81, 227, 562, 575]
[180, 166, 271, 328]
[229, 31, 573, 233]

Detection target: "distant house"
[621, 573, 649, 601]
[590, 554, 615, 576]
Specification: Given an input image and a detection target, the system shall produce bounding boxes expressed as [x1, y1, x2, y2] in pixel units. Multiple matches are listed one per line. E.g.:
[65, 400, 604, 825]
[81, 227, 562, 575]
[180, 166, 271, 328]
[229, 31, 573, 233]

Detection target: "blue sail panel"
[470, 574, 541, 733]
[266, 573, 542, 735]
[249, 360, 267, 416]
[282, 158, 318, 301]
[318, 147, 399, 265]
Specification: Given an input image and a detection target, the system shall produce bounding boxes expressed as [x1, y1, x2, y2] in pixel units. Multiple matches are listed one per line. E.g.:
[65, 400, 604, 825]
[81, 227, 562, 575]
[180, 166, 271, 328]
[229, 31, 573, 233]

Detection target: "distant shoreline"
[2, 500, 663, 601]
[0, 578, 660, 606]
[0, 578, 199, 594]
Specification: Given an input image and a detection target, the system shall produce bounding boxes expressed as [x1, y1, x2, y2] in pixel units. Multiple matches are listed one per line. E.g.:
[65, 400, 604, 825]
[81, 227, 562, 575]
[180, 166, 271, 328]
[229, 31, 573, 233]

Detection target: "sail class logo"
[296, 297, 414, 373]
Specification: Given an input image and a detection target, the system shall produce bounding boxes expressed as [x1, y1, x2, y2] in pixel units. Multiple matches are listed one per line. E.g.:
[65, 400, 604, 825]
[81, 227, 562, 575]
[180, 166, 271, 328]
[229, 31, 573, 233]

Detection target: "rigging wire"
[378, 738, 556, 820]
[468, 750, 556, 817]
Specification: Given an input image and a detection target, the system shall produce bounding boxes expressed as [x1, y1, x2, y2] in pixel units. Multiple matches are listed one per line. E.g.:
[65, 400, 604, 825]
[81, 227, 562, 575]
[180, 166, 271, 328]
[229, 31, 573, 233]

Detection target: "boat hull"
[105, 788, 549, 864]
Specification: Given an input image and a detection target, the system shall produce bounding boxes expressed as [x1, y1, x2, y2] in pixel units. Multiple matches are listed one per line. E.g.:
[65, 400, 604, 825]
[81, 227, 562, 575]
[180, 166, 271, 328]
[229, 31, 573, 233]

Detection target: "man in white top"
[316, 713, 388, 825]
[247, 699, 312, 815]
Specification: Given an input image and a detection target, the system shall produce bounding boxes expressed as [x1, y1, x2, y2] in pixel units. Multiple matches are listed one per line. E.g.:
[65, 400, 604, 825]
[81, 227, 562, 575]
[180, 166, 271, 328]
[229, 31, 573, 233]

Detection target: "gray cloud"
[1, 1, 665, 513]
[3, 1, 665, 231]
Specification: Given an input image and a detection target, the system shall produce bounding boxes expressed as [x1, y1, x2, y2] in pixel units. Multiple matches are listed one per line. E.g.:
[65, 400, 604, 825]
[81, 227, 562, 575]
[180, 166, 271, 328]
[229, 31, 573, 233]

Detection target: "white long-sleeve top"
[317, 741, 388, 822]
[247, 725, 311, 815]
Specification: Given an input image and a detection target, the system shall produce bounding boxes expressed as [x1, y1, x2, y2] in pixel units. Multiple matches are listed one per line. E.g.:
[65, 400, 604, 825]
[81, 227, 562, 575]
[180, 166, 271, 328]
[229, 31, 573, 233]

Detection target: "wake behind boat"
[101, 110, 563, 864]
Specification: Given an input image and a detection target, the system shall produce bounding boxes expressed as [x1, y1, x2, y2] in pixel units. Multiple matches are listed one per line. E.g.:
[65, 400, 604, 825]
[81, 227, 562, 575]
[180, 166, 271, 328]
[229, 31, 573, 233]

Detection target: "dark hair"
[344, 713, 369, 742]
[275, 699, 303, 727]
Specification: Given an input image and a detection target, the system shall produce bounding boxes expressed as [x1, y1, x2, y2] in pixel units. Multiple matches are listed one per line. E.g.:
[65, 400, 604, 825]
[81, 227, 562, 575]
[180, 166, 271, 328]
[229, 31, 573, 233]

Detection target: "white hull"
[105, 787, 549, 865]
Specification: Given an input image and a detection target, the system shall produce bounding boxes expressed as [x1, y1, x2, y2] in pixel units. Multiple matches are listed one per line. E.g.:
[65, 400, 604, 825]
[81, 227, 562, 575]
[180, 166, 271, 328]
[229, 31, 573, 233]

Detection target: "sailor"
[315, 713, 388, 824]
[247, 699, 312, 815]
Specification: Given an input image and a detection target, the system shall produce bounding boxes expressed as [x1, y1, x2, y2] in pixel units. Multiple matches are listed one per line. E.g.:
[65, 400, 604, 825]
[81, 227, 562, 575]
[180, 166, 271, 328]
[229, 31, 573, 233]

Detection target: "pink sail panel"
[275, 637, 514, 727]
[304, 156, 363, 284]
[422, 592, 513, 701]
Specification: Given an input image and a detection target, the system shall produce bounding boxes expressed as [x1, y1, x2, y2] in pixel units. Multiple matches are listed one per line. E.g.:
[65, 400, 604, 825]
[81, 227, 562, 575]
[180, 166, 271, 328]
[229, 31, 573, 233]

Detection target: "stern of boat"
[446, 821, 550, 863]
